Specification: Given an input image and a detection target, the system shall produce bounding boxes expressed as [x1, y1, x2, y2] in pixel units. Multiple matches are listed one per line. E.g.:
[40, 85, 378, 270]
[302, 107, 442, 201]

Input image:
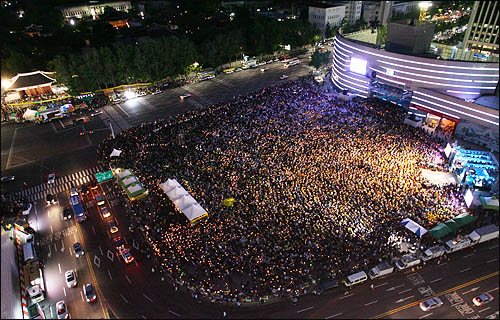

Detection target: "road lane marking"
[297, 306, 314, 313]
[463, 253, 474, 258]
[125, 274, 132, 284]
[419, 313, 433, 319]
[108, 269, 112, 280]
[168, 310, 181, 317]
[364, 300, 378, 306]
[63, 287, 66, 297]
[339, 293, 354, 299]
[58, 263, 62, 274]
[120, 294, 129, 303]
[430, 278, 442, 284]
[374, 282, 388, 288]
[143, 293, 153, 303]
[486, 258, 497, 263]
[398, 289, 412, 294]
[326, 313, 343, 319]
[371, 271, 499, 319]
[479, 307, 491, 313]
[459, 268, 471, 273]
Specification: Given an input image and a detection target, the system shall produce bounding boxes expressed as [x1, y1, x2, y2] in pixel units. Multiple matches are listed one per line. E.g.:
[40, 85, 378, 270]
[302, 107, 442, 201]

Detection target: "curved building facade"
[331, 33, 499, 150]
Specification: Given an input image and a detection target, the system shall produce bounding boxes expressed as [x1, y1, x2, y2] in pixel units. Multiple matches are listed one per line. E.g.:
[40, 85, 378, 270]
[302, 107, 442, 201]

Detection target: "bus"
[199, 70, 216, 81]
[70, 192, 87, 223]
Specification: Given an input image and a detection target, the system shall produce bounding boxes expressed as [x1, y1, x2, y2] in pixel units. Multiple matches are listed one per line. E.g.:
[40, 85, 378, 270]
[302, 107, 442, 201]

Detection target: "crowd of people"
[98, 77, 476, 304]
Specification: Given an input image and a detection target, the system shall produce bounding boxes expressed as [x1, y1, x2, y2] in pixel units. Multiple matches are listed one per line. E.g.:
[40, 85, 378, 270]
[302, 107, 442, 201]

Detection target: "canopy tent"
[444, 219, 460, 232]
[480, 196, 499, 211]
[22, 108, 37, 121]
[110, 149, 122, 157]
[452, 213, 478, 228]
[401, 218, 428, 238]
[429, 223, 453, 239]
[159, 179, 208, 223]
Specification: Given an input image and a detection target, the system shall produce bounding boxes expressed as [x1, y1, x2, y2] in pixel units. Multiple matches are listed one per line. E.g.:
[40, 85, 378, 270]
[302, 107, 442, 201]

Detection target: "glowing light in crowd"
[464, 189, 474, 208]
[349, 57, 367, 75]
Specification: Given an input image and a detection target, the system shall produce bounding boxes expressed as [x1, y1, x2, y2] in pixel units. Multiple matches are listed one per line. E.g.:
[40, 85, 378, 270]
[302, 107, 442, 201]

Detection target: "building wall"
[331, 34, 499, 131]
[59, 1, 131, 19]
[463, 1, 499, 55]
[309, 5, 346, 32]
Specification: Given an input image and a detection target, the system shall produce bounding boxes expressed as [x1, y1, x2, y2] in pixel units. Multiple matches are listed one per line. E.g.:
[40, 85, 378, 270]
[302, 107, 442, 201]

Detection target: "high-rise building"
[463, 1, 499, 55]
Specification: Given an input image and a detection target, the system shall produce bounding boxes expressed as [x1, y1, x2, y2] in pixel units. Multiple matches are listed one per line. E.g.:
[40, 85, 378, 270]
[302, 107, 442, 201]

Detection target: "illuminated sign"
[350, 57, 367, 75]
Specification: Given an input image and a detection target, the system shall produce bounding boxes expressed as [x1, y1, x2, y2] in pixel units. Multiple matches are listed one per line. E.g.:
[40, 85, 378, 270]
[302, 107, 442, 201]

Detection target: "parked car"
[472, 293, 494, 307]
[22, 203, 33, 216]
[65, 270, 77, 288]
[83, 284, 96, 302]
[73, 242, 84, 257]
[48, 173, 56, 184]
[419, 298, 443, 311]
[56, 300, 68, 319]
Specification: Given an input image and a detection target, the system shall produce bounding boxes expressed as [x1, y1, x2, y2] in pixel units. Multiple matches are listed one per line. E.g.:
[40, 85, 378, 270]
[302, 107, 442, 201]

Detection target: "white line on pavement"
[364, 300, 378, 306]
[168, 310, 181, 317]
[419, 313, 433, 319]
[58, 263, 62, 274]
[143, 294, 153, 303]
[120, 294, 129, 304]
[326, 313, 343, 319]
[374, 282, 388, 288]
[339, 293, 354, 299]
[398, 289, 412, 294]
[479, 307, 491, 313]
[486, 258, 498, 263]
[297, 306, 314, 313]
[108, 269, 112, 280]
[460, 267, 471, 273]
[463, 253, 474, 258]
[430, 278, 442, 284]
[125, 274, 132, 284]
[63, 287, 66, 296]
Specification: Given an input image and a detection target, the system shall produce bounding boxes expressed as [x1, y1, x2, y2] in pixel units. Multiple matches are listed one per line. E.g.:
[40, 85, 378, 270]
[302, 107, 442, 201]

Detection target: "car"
[112, 236, 125, 250]
[108, 220, 118, 233]
[62, 208, 72, 220]
[22, 203, 33, 216]
[90, 110, 103, 117]
[100, 207, 111, 219]
[73, 242, 84, 257]
[472, 293, 494, 307]
[56, 300, 68, 319]
[46, 193, 56, 205]
[83, 284, 96, 302]
[280, 75, 289, 80]
[419, 297, 443, 311]
[65, 270, 77, 288]
[48, 173, 56, 184]
[119, 247, 134, 264]
[1, 176, 15, 182]
[235, 68, 242, 72]
[179, 93, 192, 100]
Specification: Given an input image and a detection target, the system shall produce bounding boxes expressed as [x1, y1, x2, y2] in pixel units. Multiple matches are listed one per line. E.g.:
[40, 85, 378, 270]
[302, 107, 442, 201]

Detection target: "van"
[23, 242, 37, 264]
[344, 271, 368, 287]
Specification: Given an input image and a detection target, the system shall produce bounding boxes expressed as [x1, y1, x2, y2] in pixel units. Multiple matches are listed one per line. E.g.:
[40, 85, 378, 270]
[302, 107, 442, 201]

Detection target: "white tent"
[159, 179, 208, 223]
[23, 108, 37, 121]
[117, 169, 132, 179]
[110, 148, 122, 157]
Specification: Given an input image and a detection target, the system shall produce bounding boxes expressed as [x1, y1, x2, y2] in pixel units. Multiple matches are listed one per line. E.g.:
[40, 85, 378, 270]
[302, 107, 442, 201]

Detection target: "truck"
[368, 262, 394, 280]
[444, 236, 471, 253]
[421, 245, 446, 262]
[468, 224, 499, 245]
[395, 254, 421, 271]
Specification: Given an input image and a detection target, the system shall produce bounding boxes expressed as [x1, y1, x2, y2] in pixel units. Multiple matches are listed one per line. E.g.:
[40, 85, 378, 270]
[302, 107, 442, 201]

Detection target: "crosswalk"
[15, 165, 104, 202]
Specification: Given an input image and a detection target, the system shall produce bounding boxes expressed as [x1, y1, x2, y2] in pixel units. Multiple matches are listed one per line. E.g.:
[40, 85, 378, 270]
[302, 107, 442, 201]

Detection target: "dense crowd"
[98, 78, 469, 303]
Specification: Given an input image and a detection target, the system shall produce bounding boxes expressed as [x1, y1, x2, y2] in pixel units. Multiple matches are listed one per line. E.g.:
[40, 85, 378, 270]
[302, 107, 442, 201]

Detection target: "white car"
[419, 297, 443, 311]
[22, 203, 33, 216]
[179, 93, 192, 100]
[65, 270, 77, 288]
[56, 300, 68, 319]
[48, 173, 56, 184]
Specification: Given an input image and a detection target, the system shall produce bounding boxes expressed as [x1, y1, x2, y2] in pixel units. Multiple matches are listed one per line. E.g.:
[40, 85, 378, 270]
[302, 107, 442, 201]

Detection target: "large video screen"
[350, 57, 367, 75]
